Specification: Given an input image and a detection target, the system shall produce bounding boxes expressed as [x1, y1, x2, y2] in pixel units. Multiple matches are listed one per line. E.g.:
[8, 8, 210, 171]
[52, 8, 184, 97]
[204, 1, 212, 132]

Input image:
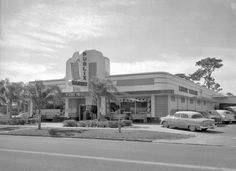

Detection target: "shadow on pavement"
[198, 130, 224, 134]
[168, 127, 224, 134]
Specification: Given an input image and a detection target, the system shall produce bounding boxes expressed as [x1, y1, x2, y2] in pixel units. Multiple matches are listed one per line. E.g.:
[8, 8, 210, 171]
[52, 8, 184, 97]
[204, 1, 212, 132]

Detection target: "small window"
[179, 86, 188, 93]
[181, 114, 188, 118]
[181, 97, 185, 103]
[198, 100, 201, 105]
[191, 114, 203, 119]
[174, 114, 180, 118]
[170, 96, 175, 102]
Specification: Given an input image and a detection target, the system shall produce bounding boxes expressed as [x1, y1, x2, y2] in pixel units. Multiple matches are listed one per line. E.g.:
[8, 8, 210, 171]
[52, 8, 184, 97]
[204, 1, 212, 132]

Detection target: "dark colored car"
[200, 110, 222, 124]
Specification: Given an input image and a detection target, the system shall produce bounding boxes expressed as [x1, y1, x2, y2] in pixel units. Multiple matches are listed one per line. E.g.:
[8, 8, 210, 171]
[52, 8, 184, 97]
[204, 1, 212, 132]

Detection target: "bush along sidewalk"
[0, 118, 38, 125]
[63, 119, 132, 128]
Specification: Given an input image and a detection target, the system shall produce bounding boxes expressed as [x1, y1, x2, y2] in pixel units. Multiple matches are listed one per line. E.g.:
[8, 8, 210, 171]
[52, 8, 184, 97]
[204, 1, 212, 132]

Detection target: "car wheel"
[162, 121, 169, 128]
[189, 125, 196, 132]
[201, 128, 208, 131]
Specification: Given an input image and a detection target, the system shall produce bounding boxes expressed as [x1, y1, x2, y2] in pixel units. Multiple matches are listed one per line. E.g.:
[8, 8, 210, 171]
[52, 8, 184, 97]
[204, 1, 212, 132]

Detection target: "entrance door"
[76, 99, 85, 120]
[80, 105, 86, 120]
[80, 105, 98, 120]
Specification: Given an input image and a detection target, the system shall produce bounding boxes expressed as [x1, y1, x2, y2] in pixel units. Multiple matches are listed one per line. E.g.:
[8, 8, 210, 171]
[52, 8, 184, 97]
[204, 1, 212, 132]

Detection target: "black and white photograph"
[0, 0, 236, 170]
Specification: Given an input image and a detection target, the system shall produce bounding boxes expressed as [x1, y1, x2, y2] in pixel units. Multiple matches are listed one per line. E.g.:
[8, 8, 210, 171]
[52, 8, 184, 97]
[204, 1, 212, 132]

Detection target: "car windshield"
[208, 111, 218, 116]
[200, 112, 208, 117]
[191, 114, 203, 119]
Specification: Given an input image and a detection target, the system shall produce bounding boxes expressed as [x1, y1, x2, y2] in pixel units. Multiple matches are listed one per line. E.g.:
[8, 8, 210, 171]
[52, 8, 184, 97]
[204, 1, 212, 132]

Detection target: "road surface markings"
[0, 148, 235, 171]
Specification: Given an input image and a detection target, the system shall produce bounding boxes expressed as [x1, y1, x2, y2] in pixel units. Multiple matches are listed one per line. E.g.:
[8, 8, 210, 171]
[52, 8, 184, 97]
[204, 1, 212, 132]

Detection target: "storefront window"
[119, 97, 151, 115]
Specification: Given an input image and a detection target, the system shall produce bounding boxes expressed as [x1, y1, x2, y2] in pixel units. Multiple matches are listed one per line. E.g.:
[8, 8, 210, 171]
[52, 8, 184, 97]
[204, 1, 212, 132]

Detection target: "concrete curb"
[0, 133, 153, 142]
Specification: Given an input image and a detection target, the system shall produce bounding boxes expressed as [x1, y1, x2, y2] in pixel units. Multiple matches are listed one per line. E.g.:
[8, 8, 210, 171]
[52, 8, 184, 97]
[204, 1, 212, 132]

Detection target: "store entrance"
[80, 105, 97, 120]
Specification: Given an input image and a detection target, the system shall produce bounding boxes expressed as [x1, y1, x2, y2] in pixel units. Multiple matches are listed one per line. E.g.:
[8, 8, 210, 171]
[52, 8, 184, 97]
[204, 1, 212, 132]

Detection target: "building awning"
[61, 92, 89, 98]
[119, 97, 151, 103]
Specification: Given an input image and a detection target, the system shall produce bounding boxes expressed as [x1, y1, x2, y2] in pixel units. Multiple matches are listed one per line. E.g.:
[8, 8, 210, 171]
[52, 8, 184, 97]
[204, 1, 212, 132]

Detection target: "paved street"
[0, 135, 236, 171]
[152, 124, 236, 147]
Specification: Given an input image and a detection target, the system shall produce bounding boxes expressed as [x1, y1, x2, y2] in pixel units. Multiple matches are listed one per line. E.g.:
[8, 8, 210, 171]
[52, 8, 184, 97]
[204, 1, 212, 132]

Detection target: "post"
[118, 115, 121, 133]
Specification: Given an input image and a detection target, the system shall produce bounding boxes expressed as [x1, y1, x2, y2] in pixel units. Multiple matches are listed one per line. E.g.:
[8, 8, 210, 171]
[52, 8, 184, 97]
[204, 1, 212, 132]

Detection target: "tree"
[175, 57, 223, 92]
[26, 81, 61, 129]
[89, 77, 119, 121]
[175, 73, 191, 81]
[226, 92, 234, 96]
[0, 79, 10, 114]
[9, 82, 25, 114]
[0, 79, 25, 116]
[190, 57, 223, 92]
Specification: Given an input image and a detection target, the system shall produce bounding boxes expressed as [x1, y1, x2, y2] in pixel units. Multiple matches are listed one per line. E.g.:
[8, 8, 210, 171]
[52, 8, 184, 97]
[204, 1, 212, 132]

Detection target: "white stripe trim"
[0, 148, 234, 171]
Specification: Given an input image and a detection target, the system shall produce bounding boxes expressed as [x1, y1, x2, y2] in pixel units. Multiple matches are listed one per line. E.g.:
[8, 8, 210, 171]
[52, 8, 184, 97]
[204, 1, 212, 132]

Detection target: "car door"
[179, 113, 189, 128]
[172, 113, 181, 128]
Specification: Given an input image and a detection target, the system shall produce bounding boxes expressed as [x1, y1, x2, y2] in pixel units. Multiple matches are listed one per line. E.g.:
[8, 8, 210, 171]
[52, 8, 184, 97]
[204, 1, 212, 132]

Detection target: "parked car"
[200, 110, 222, 124]
[215, 110, 235, 123]
[12, 112, 28, 119]
[160, 111, 215, 131]
[225, 106, 236, 121]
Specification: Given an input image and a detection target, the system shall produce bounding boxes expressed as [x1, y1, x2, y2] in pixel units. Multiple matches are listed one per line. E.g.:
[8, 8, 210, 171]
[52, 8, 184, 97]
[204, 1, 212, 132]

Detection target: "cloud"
[0, 2, 107, 52]
[0, 62, 64, 82]
[99, 0, 137, 7]
[230, 1, 236, 15]
[110, 60, 193, 75]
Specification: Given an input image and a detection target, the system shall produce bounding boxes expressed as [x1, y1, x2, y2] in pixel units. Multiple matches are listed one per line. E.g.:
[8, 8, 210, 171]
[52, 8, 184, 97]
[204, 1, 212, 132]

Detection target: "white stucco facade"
[35, 49, 234, 121]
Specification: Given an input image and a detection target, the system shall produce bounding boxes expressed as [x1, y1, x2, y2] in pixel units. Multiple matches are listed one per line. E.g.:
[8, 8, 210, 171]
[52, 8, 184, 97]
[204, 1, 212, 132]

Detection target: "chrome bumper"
[200, 125, 216, 129]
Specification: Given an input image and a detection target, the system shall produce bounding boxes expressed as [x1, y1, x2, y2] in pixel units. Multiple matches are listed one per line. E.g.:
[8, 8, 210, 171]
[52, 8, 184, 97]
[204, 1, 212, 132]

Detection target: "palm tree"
[89, 77, 119, 120]
[0, 79, 10, 114]
[0, 79, 28, 117]
[26, 81, 62, 129]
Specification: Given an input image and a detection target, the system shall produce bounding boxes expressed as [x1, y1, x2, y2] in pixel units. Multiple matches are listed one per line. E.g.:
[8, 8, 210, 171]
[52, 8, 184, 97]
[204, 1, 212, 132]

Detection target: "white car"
[216, 110, 235, 123]
[160, 111, 215, 131]
[12, 112, 28, 119]
[225, 106, 236, 121]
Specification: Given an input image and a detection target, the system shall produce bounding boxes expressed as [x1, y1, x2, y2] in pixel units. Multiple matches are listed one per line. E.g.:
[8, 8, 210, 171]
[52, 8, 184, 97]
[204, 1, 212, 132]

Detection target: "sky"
[0, 0, 236, 94]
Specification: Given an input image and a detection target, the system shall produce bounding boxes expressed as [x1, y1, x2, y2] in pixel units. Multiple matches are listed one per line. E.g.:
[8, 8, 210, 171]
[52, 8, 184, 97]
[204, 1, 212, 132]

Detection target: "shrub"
[0, 120, 9, 125]
[121, 120, 132, 126]
[28, 118, 38, 124]
[63, 119, 77, 127]
[48, 129, 58, 136]
[71, 119, 132, 128]
[108, 121, 119, 128]
[97, 121, 109, 127]
[90, 120, 98, 127]
[8, 119, 25, 125]
[77, 120, 87, 127]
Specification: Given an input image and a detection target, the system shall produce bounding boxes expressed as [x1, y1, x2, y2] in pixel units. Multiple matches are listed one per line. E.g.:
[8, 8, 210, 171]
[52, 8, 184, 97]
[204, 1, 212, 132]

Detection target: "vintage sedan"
[160, 111, 215, 131]
[200, 110, 222, 124]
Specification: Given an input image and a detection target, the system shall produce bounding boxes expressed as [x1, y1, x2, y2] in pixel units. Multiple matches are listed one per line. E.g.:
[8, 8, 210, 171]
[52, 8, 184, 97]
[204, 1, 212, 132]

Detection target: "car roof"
[175, 111, 201, 115]
[216, 110, 229, 112]
[225, 107, 236, 112]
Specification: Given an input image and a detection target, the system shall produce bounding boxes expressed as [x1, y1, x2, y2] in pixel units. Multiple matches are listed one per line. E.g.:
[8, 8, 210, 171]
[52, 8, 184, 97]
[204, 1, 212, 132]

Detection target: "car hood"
[209, 114, 220, 118]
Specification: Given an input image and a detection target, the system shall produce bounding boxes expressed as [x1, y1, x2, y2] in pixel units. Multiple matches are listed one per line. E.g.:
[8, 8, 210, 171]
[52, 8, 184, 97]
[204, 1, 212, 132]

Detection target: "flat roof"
[110, 71, 171, 77]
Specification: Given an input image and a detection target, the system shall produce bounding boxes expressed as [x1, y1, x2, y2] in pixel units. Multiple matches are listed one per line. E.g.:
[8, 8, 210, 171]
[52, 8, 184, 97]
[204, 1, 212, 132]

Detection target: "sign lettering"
[69, 51, 88, 87]
[65, 92, 81, 97]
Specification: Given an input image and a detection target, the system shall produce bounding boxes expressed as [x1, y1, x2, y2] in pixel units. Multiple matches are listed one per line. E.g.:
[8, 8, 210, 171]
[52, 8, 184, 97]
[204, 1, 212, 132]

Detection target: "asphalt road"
[0, 135, 236, 171]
